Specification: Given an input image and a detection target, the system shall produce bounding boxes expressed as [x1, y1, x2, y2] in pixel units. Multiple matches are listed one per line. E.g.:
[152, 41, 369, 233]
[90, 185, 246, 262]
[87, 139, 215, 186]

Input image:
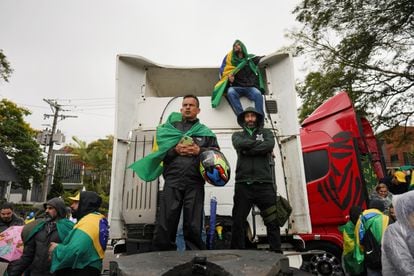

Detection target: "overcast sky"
[0, 0, 302, 144]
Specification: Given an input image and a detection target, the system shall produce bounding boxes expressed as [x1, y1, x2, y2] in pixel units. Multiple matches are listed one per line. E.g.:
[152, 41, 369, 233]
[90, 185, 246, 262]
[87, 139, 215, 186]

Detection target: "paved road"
[103, 246, 116, 273]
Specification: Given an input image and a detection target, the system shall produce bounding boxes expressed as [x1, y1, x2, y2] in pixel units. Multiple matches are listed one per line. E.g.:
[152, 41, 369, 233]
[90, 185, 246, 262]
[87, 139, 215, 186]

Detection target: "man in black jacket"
[152, 95, 219, 251]
[0, 202, 24, 233]
[231, 107, 281, 252]
[7, 198, 74, 276]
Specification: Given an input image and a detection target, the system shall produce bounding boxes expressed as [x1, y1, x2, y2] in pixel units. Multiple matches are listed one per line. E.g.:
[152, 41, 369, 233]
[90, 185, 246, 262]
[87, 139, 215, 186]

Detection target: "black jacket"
[0, 213, 24, 233]
[73, 191, 102, 220]
[232, 56, 261, 88]
[232, 107, 274, 184]
[163, 119, 219, 189]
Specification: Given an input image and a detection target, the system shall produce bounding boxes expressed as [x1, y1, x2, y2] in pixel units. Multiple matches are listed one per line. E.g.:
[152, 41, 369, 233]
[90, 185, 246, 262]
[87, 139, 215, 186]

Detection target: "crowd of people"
[340, 169, 414, 276]
[0, 191, 108, 276]
[2, 39, 412, 275]
[0, 39, 273, 275]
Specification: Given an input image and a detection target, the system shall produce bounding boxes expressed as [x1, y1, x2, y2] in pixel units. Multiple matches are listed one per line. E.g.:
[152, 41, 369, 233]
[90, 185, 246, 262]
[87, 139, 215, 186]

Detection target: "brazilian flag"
[211, 40, 265, 108]
[51, 213, 109, 272]
[338, 221, 364, 275]
[354, 209, 389, 266]
[128, 112, 216, 181]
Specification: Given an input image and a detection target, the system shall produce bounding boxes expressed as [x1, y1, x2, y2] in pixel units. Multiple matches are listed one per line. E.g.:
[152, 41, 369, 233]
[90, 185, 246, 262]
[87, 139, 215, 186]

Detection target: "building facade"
[379, 126, 414, 168]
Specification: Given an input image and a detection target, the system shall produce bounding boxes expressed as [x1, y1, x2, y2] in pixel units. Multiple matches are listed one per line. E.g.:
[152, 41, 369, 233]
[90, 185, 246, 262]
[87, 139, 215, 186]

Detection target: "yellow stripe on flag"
[75, 213, 106, 258]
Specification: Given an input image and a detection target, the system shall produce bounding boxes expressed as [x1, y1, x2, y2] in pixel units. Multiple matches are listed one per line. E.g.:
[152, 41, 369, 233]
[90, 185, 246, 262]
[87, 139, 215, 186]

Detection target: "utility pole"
[41, 99, 77, 202]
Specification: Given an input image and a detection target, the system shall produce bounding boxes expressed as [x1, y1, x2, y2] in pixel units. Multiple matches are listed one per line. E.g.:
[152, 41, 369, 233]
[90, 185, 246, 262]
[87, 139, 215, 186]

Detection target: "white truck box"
[108, 52, 312, 243]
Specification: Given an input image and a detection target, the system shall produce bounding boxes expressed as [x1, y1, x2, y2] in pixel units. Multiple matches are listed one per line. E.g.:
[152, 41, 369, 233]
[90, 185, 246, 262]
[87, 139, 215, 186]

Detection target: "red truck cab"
[298, 92, 386, 271]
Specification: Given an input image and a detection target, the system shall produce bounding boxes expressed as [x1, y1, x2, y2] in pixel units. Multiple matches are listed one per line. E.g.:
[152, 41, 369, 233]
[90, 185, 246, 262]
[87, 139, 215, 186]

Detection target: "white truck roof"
[109, 52, 311, 240]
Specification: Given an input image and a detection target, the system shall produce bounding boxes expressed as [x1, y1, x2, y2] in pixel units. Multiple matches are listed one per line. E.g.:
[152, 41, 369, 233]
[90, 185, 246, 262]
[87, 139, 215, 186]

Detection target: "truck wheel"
[301, 241, 344, 276]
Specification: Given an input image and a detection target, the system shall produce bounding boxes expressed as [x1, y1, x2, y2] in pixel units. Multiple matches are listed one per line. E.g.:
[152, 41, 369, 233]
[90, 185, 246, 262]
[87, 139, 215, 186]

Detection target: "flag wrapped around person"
[23, 218, 74, 244]
[354, 208, 389, 264]
[211, 39, 265, 108]
[338, 221, 364, 275]
[128, 112, 216, 181]
[50, 212, 109, 272]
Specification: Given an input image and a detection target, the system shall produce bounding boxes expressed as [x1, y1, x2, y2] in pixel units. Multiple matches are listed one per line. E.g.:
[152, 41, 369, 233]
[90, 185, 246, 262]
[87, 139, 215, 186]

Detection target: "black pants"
[55, 266, 101, 276]
[231, 182, 281, 251]
[152, 183, 205, 251]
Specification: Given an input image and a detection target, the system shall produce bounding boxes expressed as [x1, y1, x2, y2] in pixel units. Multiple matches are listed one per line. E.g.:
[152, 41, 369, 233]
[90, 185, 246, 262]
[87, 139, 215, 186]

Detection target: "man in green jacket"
[231, 107, 281, 252]
[7, 197, 74, 276]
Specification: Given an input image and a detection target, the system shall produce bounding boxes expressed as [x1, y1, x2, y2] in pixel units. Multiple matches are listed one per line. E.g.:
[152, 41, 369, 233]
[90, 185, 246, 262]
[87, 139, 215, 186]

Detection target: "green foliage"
[291, 0, 414, 129]
[0, 99, 45, 189]
[12, 203, 38, 218]
[48, 162, 64, 199]
[98, 192, 109, 215]
[67, 136, 113, 195]
[0, 50, 13, 82]
[62, 190, 80, 207]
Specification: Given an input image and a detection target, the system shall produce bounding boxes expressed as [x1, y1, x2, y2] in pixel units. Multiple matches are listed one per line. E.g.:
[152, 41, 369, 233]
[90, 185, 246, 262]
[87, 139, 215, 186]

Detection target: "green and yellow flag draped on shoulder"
[128, 112, 216, 181]
[50, 213, 109, 272]
[338, 221, 364, 275]
[211, 40, 265, 108]
[23, 218, 74, 244]
[354, 209, 389, 265]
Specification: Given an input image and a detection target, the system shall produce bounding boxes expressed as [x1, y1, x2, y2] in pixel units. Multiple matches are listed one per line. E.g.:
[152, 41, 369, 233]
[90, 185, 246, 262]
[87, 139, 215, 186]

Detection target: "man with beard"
[230, 107, 281, 253]
[7, 198, 74, 276]
[49, 191, 109, 276]
[0, 202, 24, 232]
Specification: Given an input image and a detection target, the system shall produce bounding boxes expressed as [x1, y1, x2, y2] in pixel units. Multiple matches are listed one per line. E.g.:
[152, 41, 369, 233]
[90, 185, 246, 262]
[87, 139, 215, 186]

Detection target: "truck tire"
[301, 241, 344, 276]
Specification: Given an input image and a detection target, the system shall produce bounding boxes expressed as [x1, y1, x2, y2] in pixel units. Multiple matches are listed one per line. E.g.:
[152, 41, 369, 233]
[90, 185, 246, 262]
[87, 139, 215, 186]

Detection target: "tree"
[48, 162, 64, 199]
[0, 50, 13, 82]
[67, 136, 113, 194]
[291, 0, 414, 130]
[0, 99, 45, 189]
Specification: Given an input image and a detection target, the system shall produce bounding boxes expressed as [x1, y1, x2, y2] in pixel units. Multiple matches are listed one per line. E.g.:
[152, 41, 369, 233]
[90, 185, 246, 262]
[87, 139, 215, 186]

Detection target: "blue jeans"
[226, 86, 264, 116]
[367, 267, 382, 276]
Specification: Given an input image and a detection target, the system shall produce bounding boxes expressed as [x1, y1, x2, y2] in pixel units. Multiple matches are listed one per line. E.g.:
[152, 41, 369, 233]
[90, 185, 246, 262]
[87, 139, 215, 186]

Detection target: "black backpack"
[362, 227, 382, 270]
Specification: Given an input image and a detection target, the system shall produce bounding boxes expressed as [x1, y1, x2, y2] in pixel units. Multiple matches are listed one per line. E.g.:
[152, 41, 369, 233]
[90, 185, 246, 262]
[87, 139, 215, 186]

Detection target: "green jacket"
[232, 127, 275, 184]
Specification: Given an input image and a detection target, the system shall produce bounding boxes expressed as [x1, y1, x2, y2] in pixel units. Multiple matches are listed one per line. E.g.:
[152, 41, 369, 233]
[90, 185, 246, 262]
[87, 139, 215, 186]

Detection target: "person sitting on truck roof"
[230, 107, 281, 252]
[211, 40, 265, 116]
[133, 95, 219, 251]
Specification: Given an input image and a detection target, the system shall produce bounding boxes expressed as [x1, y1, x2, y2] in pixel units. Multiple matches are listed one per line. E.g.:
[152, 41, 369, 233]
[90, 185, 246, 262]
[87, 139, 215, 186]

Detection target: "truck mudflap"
[109, 250, 312, 276]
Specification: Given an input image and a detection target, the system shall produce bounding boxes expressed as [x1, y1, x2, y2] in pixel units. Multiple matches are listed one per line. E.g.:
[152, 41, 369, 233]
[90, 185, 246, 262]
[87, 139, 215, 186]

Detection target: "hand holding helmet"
[199, 149, 231, 186]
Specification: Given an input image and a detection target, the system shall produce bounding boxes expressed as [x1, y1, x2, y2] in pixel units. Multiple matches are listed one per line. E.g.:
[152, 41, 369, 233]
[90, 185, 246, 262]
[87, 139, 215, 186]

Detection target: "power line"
[75, 111, 113, 118]
[66, 103, 114, 106]
[56, 97, 115, 101]
[41, 99, 78, 202]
